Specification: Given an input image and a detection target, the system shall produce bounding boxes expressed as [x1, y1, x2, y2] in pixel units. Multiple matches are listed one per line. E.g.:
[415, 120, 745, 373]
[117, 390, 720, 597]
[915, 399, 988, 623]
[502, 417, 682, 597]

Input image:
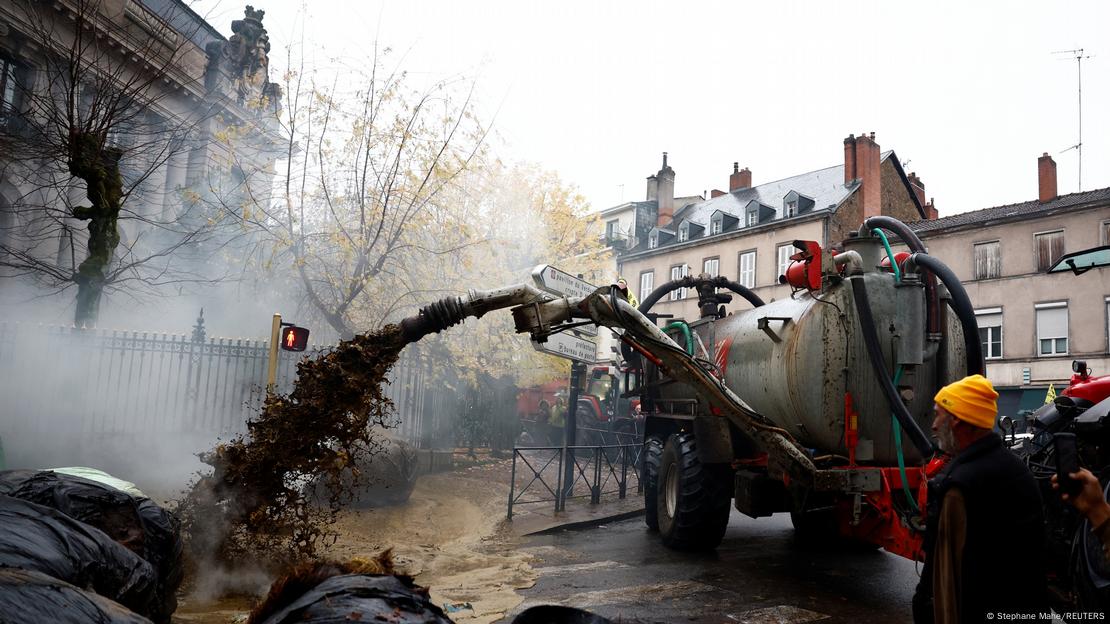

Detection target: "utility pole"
[1053, 48, 1093, 191]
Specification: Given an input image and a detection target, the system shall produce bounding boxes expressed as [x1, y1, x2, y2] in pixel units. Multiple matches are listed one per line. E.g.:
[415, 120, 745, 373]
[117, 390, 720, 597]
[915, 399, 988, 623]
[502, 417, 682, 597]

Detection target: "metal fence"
[0, 315, 452, 447]
[507, 440, 644, 519]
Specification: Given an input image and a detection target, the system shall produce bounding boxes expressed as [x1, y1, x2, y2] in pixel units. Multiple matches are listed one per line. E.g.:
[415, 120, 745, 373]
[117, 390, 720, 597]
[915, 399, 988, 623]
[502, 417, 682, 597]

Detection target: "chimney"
[926, 197, 939, 220]
[907, 171, 927, 212]
[656, 152, 675, 226]
[1038, 152, 1057, 203]
[729, 162, 752, 191]
[843, 134, 857, 182]
[710, 189, 726, 198]
[646, 174, 658, 201]
[853, 131, 881, 220]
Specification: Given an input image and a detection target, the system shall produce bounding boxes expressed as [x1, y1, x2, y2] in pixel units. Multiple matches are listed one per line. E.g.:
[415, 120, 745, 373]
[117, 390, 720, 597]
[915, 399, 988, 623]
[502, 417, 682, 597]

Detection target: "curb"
[522, 508, 645, 536]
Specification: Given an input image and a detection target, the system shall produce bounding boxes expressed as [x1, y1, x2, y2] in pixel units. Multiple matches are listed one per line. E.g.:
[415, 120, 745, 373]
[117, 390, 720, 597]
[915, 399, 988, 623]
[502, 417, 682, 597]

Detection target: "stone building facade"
[0, 0, 281, 320]
[909, 154, 1110, 418]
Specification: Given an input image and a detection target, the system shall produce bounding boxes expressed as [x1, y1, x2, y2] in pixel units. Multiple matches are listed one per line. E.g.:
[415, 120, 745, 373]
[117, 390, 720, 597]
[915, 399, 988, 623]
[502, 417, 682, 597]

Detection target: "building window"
[0, 56, 20, 117]
[606, 220, 619, 240]
[747, 212, 757, 227]
[976, 308, 1003, 359]
[710, 220, 722, 235]
[785, 200, 798, 217]
[678, 228, 688, 242]
[703, 257, 719, 277]
[670, 264, 688, 300]
[1035, 230, 1065, 272]
[738, 251, 756, 288]
[648, 235, 658, 249]
[973, 241, 1001, 280]
[1101, 221, 1110, 246]
[639, 271, 654, 303]
[1035, 302, 1068, 356]
[777, 244, 794, 280]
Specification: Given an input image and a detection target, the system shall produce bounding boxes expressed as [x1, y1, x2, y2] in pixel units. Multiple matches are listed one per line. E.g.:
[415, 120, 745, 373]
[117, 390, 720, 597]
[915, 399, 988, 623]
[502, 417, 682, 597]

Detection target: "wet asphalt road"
[514, 509, 919, 623]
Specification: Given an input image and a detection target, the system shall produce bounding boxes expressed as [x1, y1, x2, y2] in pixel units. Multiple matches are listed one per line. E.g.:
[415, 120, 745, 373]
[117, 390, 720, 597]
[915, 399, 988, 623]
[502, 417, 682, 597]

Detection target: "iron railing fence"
[507, 440, 644, 519]
[0, 320, 456, 448]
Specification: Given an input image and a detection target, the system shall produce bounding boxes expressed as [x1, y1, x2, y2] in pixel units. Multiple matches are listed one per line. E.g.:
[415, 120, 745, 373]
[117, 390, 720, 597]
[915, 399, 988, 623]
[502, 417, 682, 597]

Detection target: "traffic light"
[280, 325, 309, 351]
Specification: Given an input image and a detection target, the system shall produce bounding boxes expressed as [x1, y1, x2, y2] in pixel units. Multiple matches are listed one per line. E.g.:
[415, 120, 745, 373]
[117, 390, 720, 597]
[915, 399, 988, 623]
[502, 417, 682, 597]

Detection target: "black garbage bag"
[512, 605, 616, 624]
[254, 574, 453, 624]
[0, 568, 153, 624]
[0, 470, 183, 623]
[0, 494, 156, 617]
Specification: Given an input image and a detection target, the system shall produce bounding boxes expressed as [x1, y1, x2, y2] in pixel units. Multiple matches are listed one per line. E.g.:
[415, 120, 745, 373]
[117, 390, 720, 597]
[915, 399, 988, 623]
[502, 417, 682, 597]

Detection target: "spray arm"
[399, 283, 556, 343]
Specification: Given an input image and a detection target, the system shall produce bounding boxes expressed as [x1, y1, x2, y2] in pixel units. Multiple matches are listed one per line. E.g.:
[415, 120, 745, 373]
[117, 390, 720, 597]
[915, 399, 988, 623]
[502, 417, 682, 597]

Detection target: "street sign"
[532, 331, 597, 364]
[532, 264, 597, 299]
[532, 264, 599, 337]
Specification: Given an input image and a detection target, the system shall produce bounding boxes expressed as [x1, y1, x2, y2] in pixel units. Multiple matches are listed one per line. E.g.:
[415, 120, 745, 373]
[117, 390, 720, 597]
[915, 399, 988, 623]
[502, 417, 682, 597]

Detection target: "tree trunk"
[69, 131, 124, 328]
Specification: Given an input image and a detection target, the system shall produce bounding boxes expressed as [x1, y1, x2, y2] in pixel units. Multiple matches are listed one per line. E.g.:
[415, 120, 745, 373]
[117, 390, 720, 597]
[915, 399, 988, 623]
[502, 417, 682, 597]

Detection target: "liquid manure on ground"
[177, 325, 409, 566]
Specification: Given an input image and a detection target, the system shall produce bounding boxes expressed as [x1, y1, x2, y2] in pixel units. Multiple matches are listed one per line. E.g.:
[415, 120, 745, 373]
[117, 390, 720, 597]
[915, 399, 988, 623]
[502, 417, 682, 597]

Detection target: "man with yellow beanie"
[912, 374, 1046, 624]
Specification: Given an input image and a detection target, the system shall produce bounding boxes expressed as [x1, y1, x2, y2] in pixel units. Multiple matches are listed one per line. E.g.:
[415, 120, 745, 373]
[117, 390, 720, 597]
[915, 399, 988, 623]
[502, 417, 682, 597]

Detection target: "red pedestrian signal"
[280, 325, 309, 351]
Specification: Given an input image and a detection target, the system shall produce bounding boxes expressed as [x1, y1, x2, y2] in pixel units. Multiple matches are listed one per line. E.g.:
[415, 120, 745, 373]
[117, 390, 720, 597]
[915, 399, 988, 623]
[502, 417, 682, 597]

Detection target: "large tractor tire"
[642, 437, 664, 531]
[656, 433, 732, 550]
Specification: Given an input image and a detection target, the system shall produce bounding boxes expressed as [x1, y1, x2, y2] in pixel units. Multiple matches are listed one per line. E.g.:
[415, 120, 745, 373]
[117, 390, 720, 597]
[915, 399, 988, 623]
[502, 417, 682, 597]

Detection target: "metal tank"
[659, 244, 967, 465]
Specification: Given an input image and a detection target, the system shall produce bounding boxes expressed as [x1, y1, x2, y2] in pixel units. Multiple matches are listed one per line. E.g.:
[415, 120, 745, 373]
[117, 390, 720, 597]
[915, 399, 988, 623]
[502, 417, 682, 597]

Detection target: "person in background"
[913, 374, 1046, 624]
[616, 277, 638, 309]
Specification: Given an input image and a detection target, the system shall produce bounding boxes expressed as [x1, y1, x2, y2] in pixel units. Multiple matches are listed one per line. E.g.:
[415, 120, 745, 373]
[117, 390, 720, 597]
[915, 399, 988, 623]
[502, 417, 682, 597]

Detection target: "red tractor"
[573, 365, 642, 447]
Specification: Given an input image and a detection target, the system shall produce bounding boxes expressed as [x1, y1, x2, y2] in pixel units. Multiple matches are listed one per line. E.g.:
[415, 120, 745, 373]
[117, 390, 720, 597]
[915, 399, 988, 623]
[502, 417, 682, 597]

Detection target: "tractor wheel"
[656, 433, 732, 550]
[642, 436, 664, 531]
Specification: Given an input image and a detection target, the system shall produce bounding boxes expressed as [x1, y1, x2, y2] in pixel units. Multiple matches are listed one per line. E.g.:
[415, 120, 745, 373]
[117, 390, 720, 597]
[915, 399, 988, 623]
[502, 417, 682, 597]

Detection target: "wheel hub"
[664, 463, 678, 518]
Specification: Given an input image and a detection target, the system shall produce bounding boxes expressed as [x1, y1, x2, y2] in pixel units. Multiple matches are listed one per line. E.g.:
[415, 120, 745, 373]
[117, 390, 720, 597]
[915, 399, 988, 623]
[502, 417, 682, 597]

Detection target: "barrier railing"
[507, 441, 643, 520]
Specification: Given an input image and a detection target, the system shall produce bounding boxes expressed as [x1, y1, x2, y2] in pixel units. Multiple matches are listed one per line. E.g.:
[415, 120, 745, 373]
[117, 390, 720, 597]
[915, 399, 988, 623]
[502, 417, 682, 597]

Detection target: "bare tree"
[0, 0, 279, 326]
[217, 40, 491, 340]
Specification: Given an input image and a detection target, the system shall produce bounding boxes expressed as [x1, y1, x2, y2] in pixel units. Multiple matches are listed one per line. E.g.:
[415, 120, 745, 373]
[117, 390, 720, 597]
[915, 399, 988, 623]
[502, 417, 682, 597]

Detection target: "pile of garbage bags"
[0, 468, 183, 624]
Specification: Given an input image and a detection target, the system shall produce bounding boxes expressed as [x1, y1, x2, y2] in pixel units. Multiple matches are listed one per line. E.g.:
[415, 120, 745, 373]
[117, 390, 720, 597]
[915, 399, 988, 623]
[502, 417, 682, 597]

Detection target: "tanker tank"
[652, 238, 968, 466]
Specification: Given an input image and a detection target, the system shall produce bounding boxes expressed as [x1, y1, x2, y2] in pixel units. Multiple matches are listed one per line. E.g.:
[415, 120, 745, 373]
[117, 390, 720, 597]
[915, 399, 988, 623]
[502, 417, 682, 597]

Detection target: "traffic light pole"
[266, 312, 281, 393]
[561, 360, 587, 502]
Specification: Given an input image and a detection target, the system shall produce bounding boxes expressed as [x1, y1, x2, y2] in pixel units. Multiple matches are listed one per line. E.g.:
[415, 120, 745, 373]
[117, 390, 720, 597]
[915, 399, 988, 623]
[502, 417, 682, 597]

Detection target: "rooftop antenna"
[1053, 48, 1094, 191]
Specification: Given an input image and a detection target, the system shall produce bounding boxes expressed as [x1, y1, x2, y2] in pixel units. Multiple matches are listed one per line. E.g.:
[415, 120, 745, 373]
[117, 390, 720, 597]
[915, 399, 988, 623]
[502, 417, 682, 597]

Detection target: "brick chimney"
[926, 197, 938, 220]
[729, 162, 751, 192]
[849, 131, 881, 220]
[710, 189, 726, 198]
[1038, 152, 1057, 203]
[656, 152, 675, 226]
[907, 171, 927, 210]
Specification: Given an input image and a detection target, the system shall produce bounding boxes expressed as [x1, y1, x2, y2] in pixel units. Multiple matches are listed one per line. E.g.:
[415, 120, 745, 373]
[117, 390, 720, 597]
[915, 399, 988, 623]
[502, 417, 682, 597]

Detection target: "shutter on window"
[1036, 307, 1067, 338]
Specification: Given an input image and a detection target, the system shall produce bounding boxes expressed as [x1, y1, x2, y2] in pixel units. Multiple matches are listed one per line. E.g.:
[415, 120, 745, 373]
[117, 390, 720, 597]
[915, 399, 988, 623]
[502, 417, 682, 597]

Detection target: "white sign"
[532, 264, 597, 299]
[531, 264, 599, 337]
[532, 331, 597, 363]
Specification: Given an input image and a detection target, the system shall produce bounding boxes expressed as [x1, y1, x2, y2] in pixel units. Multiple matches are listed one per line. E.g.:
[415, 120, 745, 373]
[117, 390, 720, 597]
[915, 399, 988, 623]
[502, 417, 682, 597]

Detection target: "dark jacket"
[913, 433, 1047, 623]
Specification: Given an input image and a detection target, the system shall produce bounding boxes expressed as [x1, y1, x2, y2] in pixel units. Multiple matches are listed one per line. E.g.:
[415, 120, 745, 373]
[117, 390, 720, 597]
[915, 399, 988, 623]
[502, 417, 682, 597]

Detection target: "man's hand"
[1053, 468, 1110, 528]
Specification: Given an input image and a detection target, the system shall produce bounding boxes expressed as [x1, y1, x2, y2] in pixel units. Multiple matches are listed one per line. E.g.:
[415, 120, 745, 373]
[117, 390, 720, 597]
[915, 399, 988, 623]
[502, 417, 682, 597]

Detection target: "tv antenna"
[1053, 48, 1094, 191]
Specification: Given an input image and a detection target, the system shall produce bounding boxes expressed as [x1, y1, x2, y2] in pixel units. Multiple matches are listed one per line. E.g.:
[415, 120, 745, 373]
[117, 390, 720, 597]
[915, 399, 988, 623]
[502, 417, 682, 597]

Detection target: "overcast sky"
[198, 0, 1108, 218]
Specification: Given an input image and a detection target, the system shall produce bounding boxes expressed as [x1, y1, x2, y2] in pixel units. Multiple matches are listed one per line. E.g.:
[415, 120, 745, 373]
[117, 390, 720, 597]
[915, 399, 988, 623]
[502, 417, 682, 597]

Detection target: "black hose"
[906, 253, 985, 377]
[637, 276, 764, 315]
[850, 276, 936, 457]
[863, 215, 940, 336]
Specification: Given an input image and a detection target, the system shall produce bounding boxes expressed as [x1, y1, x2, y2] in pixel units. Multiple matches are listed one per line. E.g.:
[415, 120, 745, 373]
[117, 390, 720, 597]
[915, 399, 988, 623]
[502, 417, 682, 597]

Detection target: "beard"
[936, 419, 958, 454]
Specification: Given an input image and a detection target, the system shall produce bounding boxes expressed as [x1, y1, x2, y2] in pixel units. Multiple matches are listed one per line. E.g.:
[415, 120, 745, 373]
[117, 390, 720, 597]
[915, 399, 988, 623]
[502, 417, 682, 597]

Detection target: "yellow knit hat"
[934, 374, 999, 429]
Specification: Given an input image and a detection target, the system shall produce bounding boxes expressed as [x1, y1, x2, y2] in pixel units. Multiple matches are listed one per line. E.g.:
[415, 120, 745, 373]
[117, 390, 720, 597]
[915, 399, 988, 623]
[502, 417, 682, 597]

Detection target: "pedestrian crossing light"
[280, 324, 309, 352]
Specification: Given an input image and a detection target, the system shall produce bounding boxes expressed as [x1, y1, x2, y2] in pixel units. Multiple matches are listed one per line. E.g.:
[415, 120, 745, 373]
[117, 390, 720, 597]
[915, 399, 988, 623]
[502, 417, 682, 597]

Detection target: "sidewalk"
[505, 492, 645, 536]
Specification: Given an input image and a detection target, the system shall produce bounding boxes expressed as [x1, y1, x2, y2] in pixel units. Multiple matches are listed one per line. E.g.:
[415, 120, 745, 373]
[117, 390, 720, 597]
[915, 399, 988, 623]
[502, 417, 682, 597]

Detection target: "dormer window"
[649, 235, 658, 249]
[783, 191, 815, 217]
[711, 220, 722, 235]
[678, 228, 688, 242]
[747, 212, 757, 226]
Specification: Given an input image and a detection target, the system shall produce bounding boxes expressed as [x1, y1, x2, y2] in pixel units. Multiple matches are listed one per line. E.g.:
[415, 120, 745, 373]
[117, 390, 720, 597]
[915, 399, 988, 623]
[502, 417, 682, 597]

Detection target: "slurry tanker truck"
[399, 216, 981, 561]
